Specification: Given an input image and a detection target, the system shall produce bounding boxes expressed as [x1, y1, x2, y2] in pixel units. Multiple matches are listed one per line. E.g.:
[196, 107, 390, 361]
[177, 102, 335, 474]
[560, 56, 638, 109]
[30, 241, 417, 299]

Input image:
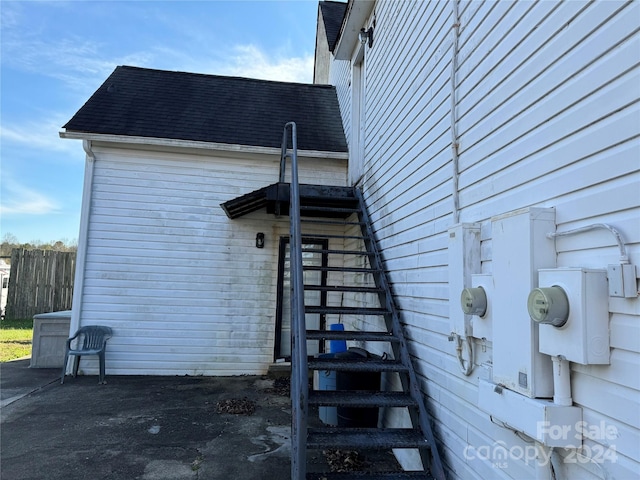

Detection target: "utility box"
[491, 208, 556, 398]
[607, 263, 637, 298]
[536, 268, 610, 364]
[448, 223, 481, 337]
[470, 274, 494, 342]
[478, 379, 582, 448]
[31, 310, 71, 368]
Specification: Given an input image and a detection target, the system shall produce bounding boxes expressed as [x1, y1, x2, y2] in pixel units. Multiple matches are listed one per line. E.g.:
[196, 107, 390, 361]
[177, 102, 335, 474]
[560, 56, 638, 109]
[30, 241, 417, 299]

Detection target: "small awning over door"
[220, 182, 357, 219]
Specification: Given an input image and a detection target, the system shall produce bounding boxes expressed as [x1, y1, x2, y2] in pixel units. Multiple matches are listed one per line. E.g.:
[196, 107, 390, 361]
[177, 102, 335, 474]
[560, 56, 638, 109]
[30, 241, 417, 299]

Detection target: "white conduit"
[552, 355, 573, 406]
[537, 355, 571, 480]
[450, 0, 474, 376]
[450, 0, 460, 224]
[454, 333, 474, 376]
[547, 223, 629, 263]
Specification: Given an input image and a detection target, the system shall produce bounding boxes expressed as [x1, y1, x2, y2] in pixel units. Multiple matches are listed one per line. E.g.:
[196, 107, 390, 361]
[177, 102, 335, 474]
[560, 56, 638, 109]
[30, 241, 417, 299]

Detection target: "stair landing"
[221, 182, 357, 219]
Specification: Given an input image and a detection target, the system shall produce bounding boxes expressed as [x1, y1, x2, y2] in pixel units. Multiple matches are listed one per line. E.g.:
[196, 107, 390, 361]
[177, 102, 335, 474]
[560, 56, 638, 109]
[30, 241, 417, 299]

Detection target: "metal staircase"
[221, 124, 446, 479]
[278, 124, 447, 480]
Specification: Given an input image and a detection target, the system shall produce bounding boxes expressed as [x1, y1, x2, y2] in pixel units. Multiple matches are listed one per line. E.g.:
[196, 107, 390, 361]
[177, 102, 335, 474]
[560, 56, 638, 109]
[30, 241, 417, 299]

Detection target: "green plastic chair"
[61, 326, 113, 385]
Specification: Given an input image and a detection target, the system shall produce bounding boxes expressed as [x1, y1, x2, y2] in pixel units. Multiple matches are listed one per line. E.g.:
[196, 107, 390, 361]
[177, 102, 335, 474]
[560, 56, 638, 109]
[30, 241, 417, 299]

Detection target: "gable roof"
[319, 1, 348, 52]
[63, 66, 348, 153]
[332, 0, 375, 60]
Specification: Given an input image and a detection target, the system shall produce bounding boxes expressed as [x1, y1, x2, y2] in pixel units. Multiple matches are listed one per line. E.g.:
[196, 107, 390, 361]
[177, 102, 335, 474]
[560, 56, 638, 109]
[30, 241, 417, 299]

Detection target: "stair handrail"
[280, 122, 308, 480]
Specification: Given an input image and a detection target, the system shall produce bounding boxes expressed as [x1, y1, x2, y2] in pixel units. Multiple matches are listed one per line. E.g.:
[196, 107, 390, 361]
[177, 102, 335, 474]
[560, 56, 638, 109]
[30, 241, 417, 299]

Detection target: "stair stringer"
[354, 188, 447, 480]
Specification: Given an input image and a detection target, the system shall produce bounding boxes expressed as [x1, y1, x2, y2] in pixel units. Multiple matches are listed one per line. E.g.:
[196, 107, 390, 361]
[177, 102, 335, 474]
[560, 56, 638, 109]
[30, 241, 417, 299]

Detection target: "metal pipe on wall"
[450, 0, 461, 224]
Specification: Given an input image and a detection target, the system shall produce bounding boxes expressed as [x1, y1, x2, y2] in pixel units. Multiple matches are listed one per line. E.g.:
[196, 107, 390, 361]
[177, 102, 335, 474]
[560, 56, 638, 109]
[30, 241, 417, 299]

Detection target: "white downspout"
[69, 140, 96, 340]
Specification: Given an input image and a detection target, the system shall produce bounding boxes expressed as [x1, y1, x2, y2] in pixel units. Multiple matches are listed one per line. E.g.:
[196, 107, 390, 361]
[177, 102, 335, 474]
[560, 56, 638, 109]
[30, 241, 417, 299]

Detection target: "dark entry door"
[274, 237, 328, 360]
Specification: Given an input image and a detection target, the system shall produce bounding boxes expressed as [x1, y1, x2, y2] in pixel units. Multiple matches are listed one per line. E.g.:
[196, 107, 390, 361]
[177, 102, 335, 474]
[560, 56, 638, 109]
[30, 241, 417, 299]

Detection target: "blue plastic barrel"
[329, 323, 347, 353]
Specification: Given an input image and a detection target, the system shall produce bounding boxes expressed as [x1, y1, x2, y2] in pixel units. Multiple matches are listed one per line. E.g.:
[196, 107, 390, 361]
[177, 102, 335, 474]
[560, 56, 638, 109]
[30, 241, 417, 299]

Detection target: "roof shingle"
[320, 1, 348, 52]
[63, 66, 347, 153]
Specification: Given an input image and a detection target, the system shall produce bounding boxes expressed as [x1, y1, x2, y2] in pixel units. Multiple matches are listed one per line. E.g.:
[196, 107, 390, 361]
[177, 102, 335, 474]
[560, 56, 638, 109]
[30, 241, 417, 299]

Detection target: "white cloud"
[150, 43, 314, 84]
[1, 2, 314, 91]
[219, 44, 314, 83]
[2, 0, 315, 87]
[0, 182, 60, 216]
[2, 34, 152, 94]
[4, 34, 313, 95]
[0, 115, 77, 153]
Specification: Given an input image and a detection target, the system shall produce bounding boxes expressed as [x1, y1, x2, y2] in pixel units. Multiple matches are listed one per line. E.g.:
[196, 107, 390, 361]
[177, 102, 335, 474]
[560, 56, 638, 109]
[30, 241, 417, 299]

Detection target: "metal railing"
[280, 122, 308, 480]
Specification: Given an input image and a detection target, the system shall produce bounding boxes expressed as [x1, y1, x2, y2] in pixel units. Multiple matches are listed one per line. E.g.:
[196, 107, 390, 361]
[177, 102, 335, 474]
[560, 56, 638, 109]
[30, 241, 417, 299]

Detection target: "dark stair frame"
[299, 187, 446, 480]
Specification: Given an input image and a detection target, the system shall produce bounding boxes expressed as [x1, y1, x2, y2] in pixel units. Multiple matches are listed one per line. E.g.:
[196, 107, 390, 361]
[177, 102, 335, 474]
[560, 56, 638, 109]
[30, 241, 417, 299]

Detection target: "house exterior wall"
[72, 143, 347, 376]
[314, 7, 332, 84]
[332, 58, 353, 152]
[329, 1, 639, 478]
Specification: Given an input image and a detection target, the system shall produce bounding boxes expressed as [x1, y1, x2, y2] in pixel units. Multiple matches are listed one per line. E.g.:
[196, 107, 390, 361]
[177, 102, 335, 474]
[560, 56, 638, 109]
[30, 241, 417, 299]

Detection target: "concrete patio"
[1, 359, 402, 479]
[1, 359, 292, 480]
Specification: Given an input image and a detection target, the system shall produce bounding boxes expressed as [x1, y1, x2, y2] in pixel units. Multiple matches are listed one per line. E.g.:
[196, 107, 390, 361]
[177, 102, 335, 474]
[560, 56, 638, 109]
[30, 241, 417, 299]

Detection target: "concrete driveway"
[1, 359, 292, 480]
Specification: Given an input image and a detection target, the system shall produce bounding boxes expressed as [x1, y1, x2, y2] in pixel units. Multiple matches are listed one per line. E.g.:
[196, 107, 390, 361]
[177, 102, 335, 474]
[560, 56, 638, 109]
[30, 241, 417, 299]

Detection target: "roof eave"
[59, 131, 349, 160]
[333, 0, 375, 60]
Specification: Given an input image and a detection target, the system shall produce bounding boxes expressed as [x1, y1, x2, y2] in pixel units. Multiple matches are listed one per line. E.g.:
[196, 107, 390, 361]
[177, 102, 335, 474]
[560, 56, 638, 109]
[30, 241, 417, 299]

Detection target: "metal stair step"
[307, 472, 430, 480]
[301, 219, 365, 226]
[308, 390, 417, 408]
[300, 233, 367, 240]
[308, 357, 408, 373]
[305, 306, 389, 316]
[301, 248, 369, 256]
[307, 428, 429, 450]
[306, 330, 398, 343]
[303, 265, 379, 274]
[304, 285, 383, 294]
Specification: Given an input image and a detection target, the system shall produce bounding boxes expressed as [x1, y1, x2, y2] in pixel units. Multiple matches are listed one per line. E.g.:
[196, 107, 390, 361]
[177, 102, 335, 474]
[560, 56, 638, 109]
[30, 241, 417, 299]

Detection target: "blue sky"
[1, 0, 321, 244]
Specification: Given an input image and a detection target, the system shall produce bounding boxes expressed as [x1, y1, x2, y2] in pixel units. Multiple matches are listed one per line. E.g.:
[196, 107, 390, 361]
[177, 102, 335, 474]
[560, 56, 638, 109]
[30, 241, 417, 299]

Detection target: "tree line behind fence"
[5, 249, 76, 320]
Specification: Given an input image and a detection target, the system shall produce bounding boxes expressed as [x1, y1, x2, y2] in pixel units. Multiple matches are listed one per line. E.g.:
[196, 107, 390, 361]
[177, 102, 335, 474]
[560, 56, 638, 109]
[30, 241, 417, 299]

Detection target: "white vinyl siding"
[77, 145, 346, 376]
[332, 58, 354, 153]
[331, 0, 639, 478]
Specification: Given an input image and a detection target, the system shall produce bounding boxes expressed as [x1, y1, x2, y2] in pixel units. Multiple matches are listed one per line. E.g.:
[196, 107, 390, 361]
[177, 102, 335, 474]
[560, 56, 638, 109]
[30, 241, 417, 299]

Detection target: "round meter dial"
[460, 287, 487, 316]
[527, 286, 569, 327]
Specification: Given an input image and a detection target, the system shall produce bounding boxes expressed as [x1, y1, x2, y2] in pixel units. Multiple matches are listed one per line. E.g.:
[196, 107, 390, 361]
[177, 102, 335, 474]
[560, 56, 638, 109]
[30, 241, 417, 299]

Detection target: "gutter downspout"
[68, 140, 96, 353]
[450, 0, 461, 224]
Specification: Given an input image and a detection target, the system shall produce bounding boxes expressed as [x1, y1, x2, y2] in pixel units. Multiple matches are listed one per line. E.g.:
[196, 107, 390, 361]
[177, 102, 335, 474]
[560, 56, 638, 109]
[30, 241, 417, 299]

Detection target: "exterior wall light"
[359, 27, 374, 48]
[256, 232, 265, 249]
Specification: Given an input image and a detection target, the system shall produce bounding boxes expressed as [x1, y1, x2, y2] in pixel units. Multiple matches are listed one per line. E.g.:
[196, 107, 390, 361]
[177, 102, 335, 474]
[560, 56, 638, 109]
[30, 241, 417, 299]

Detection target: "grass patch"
[1, 318, 33, 362]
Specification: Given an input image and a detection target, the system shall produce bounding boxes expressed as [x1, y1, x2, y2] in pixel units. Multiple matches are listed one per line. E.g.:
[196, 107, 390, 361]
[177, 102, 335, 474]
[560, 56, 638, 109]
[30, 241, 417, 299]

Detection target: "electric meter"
[460, 287, 487, 316]
[527, 287, 569, 327]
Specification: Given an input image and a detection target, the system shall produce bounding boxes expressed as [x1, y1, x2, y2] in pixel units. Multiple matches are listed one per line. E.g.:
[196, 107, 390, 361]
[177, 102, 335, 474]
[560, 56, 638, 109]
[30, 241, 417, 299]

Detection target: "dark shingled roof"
[63, 66, 348, 153]
[320, 1, 348, 52]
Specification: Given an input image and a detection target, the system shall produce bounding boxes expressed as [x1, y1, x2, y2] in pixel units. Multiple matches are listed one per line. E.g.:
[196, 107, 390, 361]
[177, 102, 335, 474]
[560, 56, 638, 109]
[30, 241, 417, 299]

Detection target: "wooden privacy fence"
[4, 249, 76, 319]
